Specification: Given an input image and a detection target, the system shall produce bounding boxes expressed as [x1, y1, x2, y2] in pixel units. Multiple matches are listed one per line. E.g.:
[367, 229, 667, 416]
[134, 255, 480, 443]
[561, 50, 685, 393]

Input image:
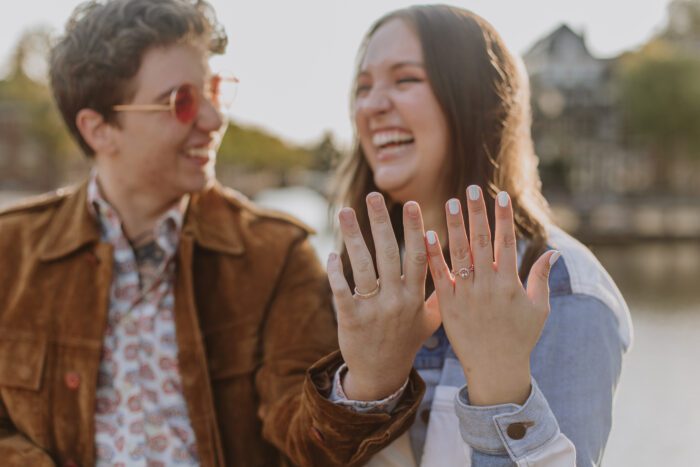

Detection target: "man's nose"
[196, 97, 225, 132]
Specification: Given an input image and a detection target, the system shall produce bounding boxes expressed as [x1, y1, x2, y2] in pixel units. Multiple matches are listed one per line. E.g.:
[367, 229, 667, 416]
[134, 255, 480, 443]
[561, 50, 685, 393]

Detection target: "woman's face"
[354, 18, 450, 206]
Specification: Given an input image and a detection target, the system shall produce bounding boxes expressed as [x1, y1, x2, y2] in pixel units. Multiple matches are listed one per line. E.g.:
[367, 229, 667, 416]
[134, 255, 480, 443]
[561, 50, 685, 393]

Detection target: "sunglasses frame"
[112, 74, 238, 124]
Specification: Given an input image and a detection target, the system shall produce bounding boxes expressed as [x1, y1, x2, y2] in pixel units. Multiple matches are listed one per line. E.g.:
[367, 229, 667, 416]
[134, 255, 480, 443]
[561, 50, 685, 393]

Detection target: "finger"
[493, 191, 518, 280]
[425, 230, 454, 299]
[366, 192, 401, 287]
[338, 207, 378, 294]
[326, 252, 354, 313]
[445, 198, 472, 278]
[402, 201, 428, 291]
[526, 250, 561, 311]
[465, 185, 493, 274]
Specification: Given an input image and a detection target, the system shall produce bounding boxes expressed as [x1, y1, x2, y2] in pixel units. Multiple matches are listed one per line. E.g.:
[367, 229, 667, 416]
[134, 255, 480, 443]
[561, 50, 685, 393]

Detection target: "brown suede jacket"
[0, 181, 424, 467]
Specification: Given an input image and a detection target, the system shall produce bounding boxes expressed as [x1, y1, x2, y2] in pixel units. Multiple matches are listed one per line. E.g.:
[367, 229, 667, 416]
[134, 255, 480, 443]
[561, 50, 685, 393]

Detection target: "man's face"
[106, 42, 226, 201]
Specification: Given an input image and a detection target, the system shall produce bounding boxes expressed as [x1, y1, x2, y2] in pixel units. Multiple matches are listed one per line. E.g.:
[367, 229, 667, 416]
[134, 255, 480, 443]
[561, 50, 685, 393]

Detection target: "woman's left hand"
[425, 185, 560, 406]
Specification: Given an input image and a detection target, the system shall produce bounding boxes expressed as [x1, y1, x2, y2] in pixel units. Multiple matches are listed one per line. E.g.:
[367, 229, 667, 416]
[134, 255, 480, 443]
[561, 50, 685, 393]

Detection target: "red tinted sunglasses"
[113, 73, 238, 124]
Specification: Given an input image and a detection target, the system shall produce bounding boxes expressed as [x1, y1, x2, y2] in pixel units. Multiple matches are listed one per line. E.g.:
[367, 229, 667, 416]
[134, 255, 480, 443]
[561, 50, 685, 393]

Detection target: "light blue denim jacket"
[409, 226, 632, 466]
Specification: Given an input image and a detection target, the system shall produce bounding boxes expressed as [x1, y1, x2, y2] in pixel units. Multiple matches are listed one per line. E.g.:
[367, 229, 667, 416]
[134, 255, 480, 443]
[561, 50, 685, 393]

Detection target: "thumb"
[425, 291, 439, 315]
[423, 291, 443, 334]
[526, 250, 560, 311]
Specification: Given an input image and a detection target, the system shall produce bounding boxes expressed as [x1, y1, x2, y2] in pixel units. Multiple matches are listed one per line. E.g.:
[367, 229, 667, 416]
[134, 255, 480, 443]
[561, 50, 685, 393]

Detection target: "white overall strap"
[363, 431, 417, 467]
[421, 385, 471, 467]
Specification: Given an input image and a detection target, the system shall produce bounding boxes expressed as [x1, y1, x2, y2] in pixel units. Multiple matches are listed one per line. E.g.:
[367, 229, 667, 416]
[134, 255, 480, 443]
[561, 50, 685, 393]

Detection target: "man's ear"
[75, 109, 117, 156]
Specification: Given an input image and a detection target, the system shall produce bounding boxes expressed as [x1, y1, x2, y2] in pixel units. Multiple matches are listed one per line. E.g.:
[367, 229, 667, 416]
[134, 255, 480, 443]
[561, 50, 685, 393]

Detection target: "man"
[0, 1, 422, 465]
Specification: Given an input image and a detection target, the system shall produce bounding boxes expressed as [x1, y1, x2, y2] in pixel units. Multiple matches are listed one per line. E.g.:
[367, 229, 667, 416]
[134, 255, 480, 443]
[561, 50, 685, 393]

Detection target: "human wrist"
[343, 367, 410, 401]
[464, 361, 532, 406]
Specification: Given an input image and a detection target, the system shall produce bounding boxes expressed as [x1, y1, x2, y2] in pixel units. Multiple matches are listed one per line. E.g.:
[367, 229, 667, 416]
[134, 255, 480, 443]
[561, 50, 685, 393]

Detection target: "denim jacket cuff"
[454, 377, 561, 460]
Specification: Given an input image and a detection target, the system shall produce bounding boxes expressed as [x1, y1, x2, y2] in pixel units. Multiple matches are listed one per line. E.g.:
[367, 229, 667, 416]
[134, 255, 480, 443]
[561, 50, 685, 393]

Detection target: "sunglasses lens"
[211, 74, 238, 112]
[174, 84, 198, 123]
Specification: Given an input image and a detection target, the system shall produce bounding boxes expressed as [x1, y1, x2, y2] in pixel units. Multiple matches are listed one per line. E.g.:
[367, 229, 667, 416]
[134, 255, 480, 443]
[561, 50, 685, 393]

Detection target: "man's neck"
[95, 169, 183, 242]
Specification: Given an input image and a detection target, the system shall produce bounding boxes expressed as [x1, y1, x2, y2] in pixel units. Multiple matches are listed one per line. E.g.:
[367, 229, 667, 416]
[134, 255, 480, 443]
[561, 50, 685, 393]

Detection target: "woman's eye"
[397, 77, 421, 85]
[356, 84, 371, 95]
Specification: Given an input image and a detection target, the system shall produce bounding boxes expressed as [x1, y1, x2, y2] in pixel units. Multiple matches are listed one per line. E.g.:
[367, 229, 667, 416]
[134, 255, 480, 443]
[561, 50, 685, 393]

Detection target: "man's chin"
[184, 167, 216, 194]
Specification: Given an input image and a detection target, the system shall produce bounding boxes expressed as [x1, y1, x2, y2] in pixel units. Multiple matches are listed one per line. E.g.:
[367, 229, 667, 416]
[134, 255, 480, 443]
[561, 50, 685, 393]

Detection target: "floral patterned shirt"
[88, 174, 198, 466]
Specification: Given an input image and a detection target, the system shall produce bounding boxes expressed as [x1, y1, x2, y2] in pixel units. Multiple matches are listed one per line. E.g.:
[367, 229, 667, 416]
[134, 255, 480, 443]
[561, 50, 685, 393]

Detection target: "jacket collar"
[40, 179, 246, 262]
[182, 181, 245, 256]
[39, 181, 101, 262]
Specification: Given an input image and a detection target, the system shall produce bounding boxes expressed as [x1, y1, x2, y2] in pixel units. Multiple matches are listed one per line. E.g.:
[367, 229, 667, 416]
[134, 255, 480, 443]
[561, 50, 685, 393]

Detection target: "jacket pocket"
[0, 331, 49, 447]
[0, 333, 47, 390]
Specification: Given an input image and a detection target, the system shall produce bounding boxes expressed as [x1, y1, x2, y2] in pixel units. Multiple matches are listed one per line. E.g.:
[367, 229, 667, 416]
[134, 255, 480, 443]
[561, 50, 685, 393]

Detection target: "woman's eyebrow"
[390, 61, 424, 70]
[358, 60, 425, 76]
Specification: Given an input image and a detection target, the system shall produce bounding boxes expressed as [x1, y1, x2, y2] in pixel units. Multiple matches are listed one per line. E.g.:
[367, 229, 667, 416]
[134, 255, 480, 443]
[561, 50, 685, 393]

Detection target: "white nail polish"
[426, 231, 437, 245]
[497, 191, 509, 207]
[468, 185, 480, 201]
[448, 199, 460, 215]
[549, 251, 561, 266]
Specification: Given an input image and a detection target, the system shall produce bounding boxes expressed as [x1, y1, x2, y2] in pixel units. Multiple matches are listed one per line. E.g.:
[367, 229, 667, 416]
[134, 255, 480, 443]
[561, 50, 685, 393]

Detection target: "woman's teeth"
[372, 131, 415, 149]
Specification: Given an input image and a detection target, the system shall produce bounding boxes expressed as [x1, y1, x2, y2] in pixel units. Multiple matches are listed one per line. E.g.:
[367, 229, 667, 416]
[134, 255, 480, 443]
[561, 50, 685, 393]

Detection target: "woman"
[326, 5, 632, 466]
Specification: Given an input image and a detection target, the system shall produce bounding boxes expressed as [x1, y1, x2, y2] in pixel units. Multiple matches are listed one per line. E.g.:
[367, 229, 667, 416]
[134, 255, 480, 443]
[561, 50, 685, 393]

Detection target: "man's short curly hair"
[49, 0, 228, 156]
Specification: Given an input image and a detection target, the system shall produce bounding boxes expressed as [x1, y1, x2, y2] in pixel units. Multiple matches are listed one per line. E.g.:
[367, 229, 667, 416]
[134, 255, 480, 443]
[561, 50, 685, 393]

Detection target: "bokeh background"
[1, 1, 698, 465]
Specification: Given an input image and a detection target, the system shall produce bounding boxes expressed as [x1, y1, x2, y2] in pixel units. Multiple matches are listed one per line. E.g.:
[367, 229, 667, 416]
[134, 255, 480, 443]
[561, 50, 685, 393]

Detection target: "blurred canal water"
[255, 186, 700, 467]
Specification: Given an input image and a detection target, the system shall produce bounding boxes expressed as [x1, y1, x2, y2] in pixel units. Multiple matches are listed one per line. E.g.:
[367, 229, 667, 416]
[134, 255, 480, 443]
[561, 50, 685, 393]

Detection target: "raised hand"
[424, 185, 560, 406]
[327, 192, 441, 400]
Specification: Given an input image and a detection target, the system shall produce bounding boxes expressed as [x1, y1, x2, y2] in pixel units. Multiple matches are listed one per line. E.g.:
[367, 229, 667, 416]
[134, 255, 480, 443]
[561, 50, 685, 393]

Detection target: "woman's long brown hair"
[334, 5, 552, 293]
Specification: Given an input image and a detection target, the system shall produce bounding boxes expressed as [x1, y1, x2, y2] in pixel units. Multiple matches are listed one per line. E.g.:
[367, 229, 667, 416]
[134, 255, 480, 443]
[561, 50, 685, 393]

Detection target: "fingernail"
[468, 185, 480, 201]
[447, 199, 460, 215]
[367, 192, 383, 210]
[549, 250, 561, 267]
[339, 208, 354, 224]
[426, 231, 437, 245]
[406, 201, 419, 218]
[497, 191, 509, 207]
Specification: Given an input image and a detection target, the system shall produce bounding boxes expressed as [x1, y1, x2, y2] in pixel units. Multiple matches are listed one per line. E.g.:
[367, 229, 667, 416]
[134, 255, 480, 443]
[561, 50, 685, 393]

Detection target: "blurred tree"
[309, 131, 342, 171]
[217, 121, 312, 170]
[0, 26, 79, 189]
[618, 40, 700, 190]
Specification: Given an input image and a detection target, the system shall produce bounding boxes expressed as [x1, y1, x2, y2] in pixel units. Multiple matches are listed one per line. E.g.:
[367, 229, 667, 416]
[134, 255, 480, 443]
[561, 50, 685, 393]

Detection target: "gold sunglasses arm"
[113, 104, 171, 112]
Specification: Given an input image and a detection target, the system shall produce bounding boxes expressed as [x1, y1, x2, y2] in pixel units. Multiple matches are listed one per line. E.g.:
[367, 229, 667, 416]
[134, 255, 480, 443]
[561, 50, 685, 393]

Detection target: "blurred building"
[665, 0, 700, 55]
[523, 25, 653, 199]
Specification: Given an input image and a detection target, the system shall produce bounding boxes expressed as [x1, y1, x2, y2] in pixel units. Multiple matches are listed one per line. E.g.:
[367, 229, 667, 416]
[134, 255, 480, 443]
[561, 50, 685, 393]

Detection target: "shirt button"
[85, 252, 99, 265]
[506, 421, 533, 440]
[310, 426, 325, 444]
[64, 372, 81, 390]
[423, 335, 440, 350]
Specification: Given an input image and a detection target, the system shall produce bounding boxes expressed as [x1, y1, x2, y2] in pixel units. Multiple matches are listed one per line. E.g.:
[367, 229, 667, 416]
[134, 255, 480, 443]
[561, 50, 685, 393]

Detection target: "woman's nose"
[358, 86, 392, 115]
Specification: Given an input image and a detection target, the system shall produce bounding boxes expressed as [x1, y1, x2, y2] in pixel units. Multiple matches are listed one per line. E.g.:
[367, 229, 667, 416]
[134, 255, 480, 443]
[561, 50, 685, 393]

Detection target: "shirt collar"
[86, 170, 188, 257]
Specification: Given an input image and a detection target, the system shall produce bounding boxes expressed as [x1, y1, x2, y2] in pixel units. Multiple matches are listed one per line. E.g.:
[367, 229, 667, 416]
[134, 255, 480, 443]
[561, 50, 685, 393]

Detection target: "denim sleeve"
[455, 294, 625, 466]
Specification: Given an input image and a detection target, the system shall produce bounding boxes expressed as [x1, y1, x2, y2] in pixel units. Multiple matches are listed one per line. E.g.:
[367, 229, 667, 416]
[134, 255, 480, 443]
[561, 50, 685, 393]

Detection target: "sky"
[1, 0, 671, 148]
